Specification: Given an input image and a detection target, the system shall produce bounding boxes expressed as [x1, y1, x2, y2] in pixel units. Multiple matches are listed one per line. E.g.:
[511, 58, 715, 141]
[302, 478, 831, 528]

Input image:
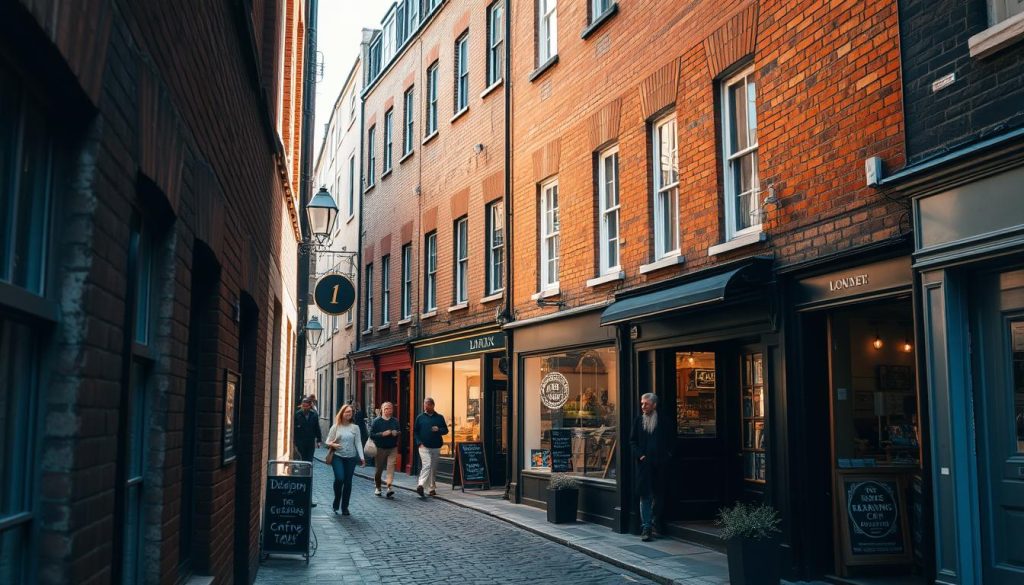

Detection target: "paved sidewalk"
[347, 449, 729, 585]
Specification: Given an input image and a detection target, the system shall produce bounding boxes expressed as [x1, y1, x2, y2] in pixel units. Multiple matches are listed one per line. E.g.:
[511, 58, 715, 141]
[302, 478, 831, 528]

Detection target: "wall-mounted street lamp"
[301, 316, 325, 348]
[300, 186, 341, 254]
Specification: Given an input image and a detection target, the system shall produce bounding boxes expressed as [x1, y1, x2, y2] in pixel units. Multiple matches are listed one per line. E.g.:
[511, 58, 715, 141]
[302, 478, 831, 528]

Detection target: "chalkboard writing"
[454, 442, 489, 491]
[550, 429, 573, 473]
[694, 369, 716, 388]
[836, 471, 912, 567]
[261, 475, 312, 556]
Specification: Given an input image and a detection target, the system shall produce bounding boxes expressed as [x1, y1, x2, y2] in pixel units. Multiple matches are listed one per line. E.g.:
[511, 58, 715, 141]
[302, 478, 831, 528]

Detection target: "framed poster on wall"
[223, 369, 240, 465]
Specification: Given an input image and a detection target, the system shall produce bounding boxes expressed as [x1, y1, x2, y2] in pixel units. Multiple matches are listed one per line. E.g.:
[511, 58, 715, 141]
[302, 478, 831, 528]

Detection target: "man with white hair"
[629, 392, 672, 541]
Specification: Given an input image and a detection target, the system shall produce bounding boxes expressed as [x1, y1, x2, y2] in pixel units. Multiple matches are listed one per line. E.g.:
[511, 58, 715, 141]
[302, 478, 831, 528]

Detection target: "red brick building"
[356, 0, 510, 482]
[0, 0, 307, 583]
[507, 0, 913, 580]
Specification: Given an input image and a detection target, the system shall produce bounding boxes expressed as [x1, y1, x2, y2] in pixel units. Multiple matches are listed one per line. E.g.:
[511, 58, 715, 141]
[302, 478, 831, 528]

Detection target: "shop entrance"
[378, 369, 411, 471]
[811, 297, 925, 583]
[485, 356, 508, 486]
[969, 266, 1024, 585]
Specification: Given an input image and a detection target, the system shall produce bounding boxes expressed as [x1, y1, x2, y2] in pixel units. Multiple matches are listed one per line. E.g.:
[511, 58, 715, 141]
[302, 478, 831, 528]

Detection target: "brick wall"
[899, 0, 1024, 163]
[509, 0, 905, 323]
[7, 0, 304, 582]
[360, 0, 506, 354]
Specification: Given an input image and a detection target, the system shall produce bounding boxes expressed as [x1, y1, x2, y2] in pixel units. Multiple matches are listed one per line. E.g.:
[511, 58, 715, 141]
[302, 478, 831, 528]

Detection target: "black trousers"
[296, 443, 315, 462]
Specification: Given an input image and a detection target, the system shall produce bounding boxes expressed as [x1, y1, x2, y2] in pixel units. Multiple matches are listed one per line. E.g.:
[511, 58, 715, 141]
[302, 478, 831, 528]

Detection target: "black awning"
[599, 259, 772, 326]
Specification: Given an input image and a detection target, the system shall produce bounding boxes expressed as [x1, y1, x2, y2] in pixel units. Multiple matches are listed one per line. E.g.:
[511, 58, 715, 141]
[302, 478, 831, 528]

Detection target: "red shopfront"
[353, 346, 414, 473]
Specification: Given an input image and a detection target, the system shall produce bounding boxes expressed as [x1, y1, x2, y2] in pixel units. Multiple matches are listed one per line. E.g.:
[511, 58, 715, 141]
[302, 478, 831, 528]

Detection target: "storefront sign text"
[795, 257, 911, 307]
[836, 472, 911, 566]
[469, 336, 498, 350]
[829, 274, 869, 291]
[540, 372, 570, 410]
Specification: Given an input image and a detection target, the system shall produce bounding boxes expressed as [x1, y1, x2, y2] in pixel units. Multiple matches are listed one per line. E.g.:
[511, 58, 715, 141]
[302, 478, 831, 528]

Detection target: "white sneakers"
[374, 488, 382, 496]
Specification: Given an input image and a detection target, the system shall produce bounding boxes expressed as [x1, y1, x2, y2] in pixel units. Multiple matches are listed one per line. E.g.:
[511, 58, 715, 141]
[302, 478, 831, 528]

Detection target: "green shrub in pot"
[546, 473, 580, 523]
[716, 502, 782, 585]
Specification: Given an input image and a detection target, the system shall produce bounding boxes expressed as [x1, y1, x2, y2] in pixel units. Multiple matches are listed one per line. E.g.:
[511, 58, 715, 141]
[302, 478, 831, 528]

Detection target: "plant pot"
[546, 488, 578, 523]
[726, 536, 780, 585]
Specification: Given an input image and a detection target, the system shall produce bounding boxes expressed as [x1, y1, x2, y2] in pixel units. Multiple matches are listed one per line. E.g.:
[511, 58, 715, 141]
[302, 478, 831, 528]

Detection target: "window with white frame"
[401, 243, 412, 319]
[349, 94, 357, 126]
[591, 0, 613, 22]
[397, 2, 407, 45]
[427, 0, 441, 13]
[383, 108, 393, 173]
[486, 201, 504, 294]
[381, 254, 391, 325]
[598, 146, 620, 273]
[454, 33, 469, 113]
[367, 126, 376, 187]
[403, 87, 415, 155]
[991, 0, 1024, 23]
[722, 67, 759, 239]
[454, 217, 468, 304]
[487, 2, 504, 86]
[424, 232, 437, 311]
[365, 263, 374, 330]
[652, 114, 679, 258]
[406, 0, 420, 32]
[347, 307, 353, 324]
[383, 15, 396, 61]
[426, 62, 439, 135]
[537, 0, 558, 65]
[540, 179, 560, 290]
[348, 155, 356, 216]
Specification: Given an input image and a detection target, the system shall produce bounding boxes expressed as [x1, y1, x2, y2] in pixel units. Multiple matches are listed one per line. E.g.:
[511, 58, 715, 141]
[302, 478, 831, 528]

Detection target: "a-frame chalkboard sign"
[452, 441, 490, 492]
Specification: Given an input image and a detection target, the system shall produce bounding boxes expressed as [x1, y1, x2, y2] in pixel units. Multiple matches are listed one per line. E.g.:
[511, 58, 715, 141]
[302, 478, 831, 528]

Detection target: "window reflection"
[675, 352, 717, 437]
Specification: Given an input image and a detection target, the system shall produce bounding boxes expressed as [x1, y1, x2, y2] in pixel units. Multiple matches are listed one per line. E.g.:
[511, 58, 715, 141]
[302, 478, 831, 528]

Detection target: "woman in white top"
[326, 404, 365, 515]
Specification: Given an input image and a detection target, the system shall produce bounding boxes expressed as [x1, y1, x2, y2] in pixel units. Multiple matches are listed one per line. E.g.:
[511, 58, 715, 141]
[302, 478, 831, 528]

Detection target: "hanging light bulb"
[873, 331, 884, 350]
[687, 355, 695, 366]
[901, 339, 913, 353]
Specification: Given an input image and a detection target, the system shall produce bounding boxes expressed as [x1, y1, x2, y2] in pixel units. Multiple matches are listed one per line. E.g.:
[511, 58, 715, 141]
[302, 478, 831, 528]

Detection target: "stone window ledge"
[969, 12, 1024, 59]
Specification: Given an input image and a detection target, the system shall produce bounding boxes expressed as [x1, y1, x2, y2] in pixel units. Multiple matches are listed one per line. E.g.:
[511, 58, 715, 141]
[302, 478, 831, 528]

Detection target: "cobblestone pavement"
[255, 462, 656, 585]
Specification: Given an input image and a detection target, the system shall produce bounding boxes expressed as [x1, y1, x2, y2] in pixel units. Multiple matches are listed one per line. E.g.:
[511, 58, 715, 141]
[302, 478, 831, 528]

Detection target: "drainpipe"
[502, 0, 514, 501]
[296, 0, 320, 407]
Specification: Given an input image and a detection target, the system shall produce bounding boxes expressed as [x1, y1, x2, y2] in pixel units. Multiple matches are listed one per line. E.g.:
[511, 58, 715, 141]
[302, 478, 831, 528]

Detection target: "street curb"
[352, 469, 677, 585]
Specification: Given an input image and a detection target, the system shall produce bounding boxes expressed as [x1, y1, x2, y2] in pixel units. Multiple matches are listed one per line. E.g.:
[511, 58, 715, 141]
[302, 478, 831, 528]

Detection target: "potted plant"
[716, 502, 782, 585]
[546, 473, 580, 524]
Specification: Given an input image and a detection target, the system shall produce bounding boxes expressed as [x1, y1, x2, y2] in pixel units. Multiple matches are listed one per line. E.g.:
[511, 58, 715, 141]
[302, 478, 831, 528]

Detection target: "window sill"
[381, 168, 392, 180]
[968, 12, 1024, 59]
[586, 270, 624, 287]
[422, 131, 439, 146]
[581, 3, 619, 40]
[398, 317, 412, 326]
[528, 55, 559, 82]
[480, 291, 503, 304]
[364, 183, 375, 194]
[480, 79, 503, 99]
[345, 322, 353, 329]
[530, 287, 560, 300]
[399, 150, 414, 164]
[448, 302, 468, 313]
[346, 214, 355, 224]
[377, 323, 391, 331]
[450, 107, 470, 124]
[707, 230, 766, 256]
[639, 253, 685, 275]
[420, 310, 438, 320]
[361, 329, 374, 335]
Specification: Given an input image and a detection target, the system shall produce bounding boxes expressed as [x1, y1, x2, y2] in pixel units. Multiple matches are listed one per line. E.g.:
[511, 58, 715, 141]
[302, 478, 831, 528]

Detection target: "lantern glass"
[306, 187, 339, 243]
[306, 316, 324, 347]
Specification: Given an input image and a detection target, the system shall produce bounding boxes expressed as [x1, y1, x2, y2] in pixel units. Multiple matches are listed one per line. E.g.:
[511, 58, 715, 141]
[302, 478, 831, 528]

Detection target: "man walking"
[414, 397, 448, 498]
[629, 392, 672, 541]
[294, 396, 322, 462]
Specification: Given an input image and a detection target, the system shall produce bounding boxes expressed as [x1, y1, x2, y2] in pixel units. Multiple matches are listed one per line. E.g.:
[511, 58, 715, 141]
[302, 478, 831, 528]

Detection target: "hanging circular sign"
[540, 372, 570, 410]
[313, 273, 356, 315]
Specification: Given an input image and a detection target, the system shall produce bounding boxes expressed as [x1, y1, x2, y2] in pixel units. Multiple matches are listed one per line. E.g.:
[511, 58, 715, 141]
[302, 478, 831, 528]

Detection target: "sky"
[312, 0, 394, 152]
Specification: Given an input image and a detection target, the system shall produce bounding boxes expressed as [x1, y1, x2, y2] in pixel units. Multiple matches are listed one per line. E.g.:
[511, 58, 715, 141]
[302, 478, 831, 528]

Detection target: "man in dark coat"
[293, 396, 322, 463]
[629, 392, 673, 541]
[350, 399, 368, 445]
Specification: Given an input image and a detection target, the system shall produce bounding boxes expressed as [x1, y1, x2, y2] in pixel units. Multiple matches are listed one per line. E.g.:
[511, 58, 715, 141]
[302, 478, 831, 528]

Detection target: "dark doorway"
[180, 243, 220, 577]
[970, 266, 1024, 585]
[486, 355, 508, 486]
[233, 294, 259, 583]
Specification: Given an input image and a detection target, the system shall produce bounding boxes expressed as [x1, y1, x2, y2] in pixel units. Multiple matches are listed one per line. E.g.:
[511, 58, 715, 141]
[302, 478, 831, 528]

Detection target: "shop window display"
[423, 359, 481, 457]
[523, 347, 617, 479]
[675, 352, 717, 437]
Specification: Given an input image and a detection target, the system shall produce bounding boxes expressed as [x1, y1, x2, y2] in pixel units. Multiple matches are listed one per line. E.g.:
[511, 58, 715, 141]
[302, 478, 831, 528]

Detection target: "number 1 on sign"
[331, 284, 339, 304]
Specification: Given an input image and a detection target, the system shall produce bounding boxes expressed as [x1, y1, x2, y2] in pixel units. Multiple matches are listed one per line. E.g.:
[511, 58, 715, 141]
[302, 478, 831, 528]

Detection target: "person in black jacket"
[294, 396, 322, 462]
[350, 399, 368, 445]
[413, 397, 448, 498]
[629, 392, 673, 541]
[370, 401, 401, 498]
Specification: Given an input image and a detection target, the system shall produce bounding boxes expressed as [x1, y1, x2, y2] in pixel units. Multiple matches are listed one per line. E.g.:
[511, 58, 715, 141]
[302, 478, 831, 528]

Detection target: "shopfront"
[510, 307, 620, 528]
[911, 161, 1024, 585]
[414, 326, 508, 486]
[788, 252, 928, 582]
[600, 257, 778, 540]
[353, 346, 413, 472]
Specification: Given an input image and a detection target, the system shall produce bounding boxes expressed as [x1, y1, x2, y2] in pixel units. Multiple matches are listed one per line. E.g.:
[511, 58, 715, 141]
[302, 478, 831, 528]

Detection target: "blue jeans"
[330, 456, 358, 511]
[640, 496, 654, 531]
